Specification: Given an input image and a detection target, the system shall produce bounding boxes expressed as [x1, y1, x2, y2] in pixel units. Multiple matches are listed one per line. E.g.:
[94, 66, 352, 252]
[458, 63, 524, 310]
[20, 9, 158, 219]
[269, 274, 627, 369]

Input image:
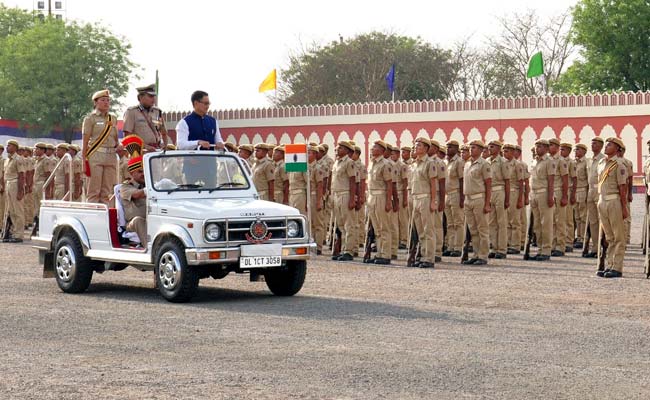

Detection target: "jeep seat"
[108, 207, 121, 248]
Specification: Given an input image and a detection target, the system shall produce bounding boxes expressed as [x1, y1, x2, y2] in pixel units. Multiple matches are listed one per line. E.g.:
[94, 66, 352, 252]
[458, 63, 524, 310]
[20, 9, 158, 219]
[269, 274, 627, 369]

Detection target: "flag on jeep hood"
[284, 143, 307, 172]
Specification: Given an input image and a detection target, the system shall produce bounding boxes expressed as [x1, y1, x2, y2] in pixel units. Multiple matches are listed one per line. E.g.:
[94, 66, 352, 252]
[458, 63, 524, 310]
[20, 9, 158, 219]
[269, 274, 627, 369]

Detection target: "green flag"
[527, 51, 544, 78]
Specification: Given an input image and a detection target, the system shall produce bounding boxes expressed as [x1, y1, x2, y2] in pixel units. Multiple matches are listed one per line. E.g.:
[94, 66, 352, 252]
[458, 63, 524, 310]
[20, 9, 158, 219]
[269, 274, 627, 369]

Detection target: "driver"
[120, 156, 147, 247]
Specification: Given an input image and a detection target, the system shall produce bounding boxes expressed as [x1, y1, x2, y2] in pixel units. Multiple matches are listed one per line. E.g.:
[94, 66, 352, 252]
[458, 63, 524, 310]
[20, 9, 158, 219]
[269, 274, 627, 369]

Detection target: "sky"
[6, 0, 575, 113]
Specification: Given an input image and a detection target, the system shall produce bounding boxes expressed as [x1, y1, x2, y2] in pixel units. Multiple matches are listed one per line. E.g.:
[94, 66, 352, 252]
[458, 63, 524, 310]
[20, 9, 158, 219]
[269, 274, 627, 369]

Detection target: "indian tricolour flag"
[284, 143, 308, 172]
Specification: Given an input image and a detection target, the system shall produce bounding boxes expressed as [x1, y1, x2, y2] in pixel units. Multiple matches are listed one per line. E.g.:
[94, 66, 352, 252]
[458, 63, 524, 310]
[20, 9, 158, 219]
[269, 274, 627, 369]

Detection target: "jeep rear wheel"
[54, 233, 93, 293]
[265, 260, 306, 296]
[155, 240, 199, 303]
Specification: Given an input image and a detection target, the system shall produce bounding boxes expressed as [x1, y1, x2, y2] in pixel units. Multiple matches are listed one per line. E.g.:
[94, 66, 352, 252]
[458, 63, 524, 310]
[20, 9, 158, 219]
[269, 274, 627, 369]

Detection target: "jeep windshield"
[149, 153, 250, 193]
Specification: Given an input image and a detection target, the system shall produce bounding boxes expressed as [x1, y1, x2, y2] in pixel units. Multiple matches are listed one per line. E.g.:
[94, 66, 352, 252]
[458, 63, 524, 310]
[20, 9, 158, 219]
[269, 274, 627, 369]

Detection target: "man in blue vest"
[175, 91, 225, 187]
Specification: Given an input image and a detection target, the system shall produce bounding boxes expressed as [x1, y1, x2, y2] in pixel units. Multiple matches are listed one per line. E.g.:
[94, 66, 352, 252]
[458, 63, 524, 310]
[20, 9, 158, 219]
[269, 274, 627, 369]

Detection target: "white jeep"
[32, 150, 314, 302]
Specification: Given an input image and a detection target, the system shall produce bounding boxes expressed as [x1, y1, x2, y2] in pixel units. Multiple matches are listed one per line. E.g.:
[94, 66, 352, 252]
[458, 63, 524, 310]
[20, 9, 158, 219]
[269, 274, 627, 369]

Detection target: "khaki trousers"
[531, 191, 554, 256]
[445, 192, 463, 252]
[598, 197, 626, 272]
[507, 190, 521, 250]
[489, 189, 507, 254]
[574, 190, 587, 242]
[390, 208, 399, 257]
[358, 203, 366, 246]
[333, 192, 356, 255]
[412, 195, 435, 263]
[5, 180, 24, 240]
[464, 196, 489, 260]
[33, 181, 45, 219]
[87, 152, 117, 205]
[310, 192, 324, 252]
[398, 192, 409, 246]
[566, 203, 575, 247]
[519, 206, 527, 248]
[367, 192, 391, 259]
[553, 190, 568, 252]
[433, 199, 443, 257]
[586, 198, 600, 249]
[24, 187, 34, 223]
[126, 216, 147, 247]
[289, 191, 307, 215]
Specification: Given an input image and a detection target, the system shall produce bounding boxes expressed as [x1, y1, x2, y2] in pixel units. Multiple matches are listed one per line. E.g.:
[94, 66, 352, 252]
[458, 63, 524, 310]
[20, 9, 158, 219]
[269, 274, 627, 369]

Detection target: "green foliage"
[553, 0, 650, 93]
[277, 32, 457, 105]
[0, 5, 137, 140]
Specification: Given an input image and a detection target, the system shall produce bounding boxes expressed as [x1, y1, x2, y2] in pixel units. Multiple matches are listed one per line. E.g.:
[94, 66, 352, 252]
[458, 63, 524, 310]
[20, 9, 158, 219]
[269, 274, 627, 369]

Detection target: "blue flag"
[385, 64, 395, 94]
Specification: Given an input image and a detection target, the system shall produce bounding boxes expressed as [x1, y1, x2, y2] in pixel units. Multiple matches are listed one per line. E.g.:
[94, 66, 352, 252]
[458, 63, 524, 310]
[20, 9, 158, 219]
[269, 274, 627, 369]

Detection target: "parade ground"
[1, 196, 649, 399]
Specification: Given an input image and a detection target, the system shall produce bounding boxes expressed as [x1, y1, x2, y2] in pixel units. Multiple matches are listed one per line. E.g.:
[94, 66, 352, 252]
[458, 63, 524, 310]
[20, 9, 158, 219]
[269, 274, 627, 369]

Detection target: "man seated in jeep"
[119, 156, 147, 247]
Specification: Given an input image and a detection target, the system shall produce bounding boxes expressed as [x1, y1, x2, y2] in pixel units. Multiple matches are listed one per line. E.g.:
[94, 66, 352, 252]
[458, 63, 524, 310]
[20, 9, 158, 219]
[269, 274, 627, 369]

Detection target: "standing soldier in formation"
[82, 90, 119, 205]
[68, 145, 83, 201]
[393, 146, 409, 250]
[503, 144, 524, 254]
[596, 137, 629, 278]
[21, 147, 35, 228]
[585, 137, 605, 257]
[573, 144, 589, 248]
[428, 140, 446, 262]
[331, 141, 358, 262]
[529, 139, 556, 261]
[0, 144, 4, 223]
[462, 140, 492, 265]
[560, 143, 577, 252]
[309, 145, 326, 254]
[32, 143, 52, 229]
[549, 138, 569, 257]
[443, 140, 464, 257]
[618, 146, 633, 244]
[516, 145, 530, 251]
[352, 145, 367, 252]
[3, 140, 25, 242]
[272, 145, 289, 205]
[238, 144, 254, 168]
[53, 143, 70, 200]
[409, 137, 437, 268]
[122, 84, 168, 152]
[487, 140, 510, 259]
[251, 143, 275, 201]
[387, 144, 401, 259]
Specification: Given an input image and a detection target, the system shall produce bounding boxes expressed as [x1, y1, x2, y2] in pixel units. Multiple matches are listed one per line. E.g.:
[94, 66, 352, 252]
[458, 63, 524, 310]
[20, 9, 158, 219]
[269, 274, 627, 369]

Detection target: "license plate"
[240, 256, 282, 269]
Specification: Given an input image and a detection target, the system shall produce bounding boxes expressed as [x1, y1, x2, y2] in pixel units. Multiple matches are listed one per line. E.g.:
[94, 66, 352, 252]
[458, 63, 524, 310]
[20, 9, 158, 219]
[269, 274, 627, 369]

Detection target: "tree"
[276, 32, 457, 106]
[553, 0, 650, 93]
[0, 7, 137, 141]
[0, 4, 35, 38]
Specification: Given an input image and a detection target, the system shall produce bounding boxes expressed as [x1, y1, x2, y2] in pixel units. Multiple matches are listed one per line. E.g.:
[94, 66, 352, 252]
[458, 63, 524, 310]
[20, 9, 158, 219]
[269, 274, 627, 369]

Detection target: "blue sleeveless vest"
[183, 112, 216, 144]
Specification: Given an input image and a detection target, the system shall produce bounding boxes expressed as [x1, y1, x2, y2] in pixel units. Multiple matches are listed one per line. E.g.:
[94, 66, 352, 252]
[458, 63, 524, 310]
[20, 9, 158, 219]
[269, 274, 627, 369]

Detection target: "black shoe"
[551, 250, 565, 257]
[534, 254, 550, 261]
[494, 253, 506, 259]
[565, 246, 573, 253]
[462, 258, 478, 265]
[362, 258, 374, 264]
[473, 259, 487, 265]
[2, 237, 21, 243]
[398, 244, 407, 250]
[573, 242, 583, 249]
[507, 248, 520, 255]
[467, 246, 474, 253]
[585, 252, 597, 258]
[488, 252, 496, 259]
[316, 250, 322, 255]
[338, 253, 353, 261]
[596, 269, 609, 277]
[448, 251, 462, 257]
[442, 250, 453, 257]
[604, 270, 622, 278]
[391, 255, 398, 260]
[418, 261, 434, 269]
[435, 256, 442, 263]
[374, 258, 390, 265]
[331, 254, 341, 261]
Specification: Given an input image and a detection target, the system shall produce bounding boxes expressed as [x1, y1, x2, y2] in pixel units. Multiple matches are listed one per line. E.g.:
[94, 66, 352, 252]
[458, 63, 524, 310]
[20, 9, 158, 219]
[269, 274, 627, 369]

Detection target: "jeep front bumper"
[185, 243, 316, 266]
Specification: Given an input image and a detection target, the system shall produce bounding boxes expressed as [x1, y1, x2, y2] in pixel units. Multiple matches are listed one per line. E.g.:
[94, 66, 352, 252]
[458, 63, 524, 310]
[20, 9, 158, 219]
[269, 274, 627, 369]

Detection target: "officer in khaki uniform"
[3, 140, 25, 242]
[387, 144, 402, 259]
[443, 140, 464, 257]
[585, 137, 605, 257]
[618, 147, 633, 244]
[428, 140, 446, 261]
[120, 156, 147, 247]
[573, 144, 589, 248]
[596, 137, 629, 278]
[487, 140, 511, 258]
[82, 89, 119, 205]
[530, 139, 556, 261]
[68, 145, 83, 201]
[392, 147, 408, 249]
[20, 147, 35, 226]
[122, 84, 168, 152]
[409, 137, 438, 268]
[272, 145, 289, 204]
[238, 144, 254, 169]
[503, 144, 524, 254]
[32, 143, 52, 224]
[516, 145, 530, 250]
[331, 141, 358, 261]
[560, 143, 577, 252]
[308, 145, 326, 254]
[351, 146, 367, 250]
[462, 140, 492, 265]
[53, 143, 70, 200]
[288, 150, 309, 215]
[251, 143, 275, 200]
[548, 138, 569, 257]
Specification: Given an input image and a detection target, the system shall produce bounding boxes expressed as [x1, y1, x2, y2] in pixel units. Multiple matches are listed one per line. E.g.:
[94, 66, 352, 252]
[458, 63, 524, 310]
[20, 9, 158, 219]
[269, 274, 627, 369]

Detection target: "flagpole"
[305, 143, 312, 251]
[391, 91, 395, 102]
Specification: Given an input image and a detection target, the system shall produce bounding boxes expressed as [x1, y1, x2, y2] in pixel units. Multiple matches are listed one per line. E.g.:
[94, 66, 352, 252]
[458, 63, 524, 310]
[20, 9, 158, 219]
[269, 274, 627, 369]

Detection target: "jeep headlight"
[205, 223, 222, 241]
[287, 220, 300, 238]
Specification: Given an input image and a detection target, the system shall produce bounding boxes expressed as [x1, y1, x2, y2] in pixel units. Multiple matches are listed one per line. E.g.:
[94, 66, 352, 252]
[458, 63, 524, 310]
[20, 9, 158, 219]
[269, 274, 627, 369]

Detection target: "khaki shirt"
[506, 158, 524, 190]
[644, 157, 650, 195]
[530, 155, 556, 191]
[4, 153, 21, 181]
[411, 155, 437, 196]
[566, 156, 577, 179]
[82, 110, 119, 162]
[120, 179, 147, 222]
[367, 156, 393, 192]
[430, 156, 446, 193]
[520, 160, 530, 180]
[489, 154, 511, 188]
[552, 153, 569, 191]
[587, 153, 605, 201]
[274, 160, 288, 200]
[34, 156, 52, 184]
[331, 155, 356, 192]
[575, 157, 588, 190]
[252, 157, 275, 193]
[309, 160, 326, 194]
[597, 156, 627, 196]
[396, 159, 408, 191]
[54, 156, 70, 187]
[123, 105, 165, 147]
[463, 157, 491, 196]
[446, 154, 464, 193]
[289, 167, 307, 192]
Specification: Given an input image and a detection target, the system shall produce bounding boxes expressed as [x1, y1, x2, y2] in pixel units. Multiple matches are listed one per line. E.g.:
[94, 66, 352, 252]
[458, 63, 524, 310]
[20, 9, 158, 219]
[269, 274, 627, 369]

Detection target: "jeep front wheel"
[54, 233, 93, 293]
[155, 240, 199, 303]
[265, 260, 306, 296]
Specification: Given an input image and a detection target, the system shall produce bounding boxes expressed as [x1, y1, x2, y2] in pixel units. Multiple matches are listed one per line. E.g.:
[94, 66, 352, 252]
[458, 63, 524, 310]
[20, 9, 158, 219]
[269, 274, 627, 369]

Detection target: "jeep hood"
[155, 198, 302, 220]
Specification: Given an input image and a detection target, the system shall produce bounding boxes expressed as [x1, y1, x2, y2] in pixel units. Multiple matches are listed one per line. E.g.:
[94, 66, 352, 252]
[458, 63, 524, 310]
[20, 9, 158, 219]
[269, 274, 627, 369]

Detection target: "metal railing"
[42, 153, 73, 202]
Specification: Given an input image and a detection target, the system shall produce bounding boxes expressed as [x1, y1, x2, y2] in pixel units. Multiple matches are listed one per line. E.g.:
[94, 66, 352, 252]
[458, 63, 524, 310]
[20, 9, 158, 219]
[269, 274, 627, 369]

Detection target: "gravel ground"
[1, 196, 650, 400]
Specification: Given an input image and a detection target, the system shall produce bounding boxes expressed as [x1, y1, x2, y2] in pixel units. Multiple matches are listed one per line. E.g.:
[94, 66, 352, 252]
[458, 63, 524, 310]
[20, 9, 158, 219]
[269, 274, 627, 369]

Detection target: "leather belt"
[92, 147, 115, 154]
[466, 193, 484, 200]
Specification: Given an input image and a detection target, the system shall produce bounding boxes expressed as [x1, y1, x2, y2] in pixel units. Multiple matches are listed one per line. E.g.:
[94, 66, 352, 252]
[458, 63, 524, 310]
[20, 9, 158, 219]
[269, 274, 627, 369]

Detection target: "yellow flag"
[258, 69, 277, 93]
